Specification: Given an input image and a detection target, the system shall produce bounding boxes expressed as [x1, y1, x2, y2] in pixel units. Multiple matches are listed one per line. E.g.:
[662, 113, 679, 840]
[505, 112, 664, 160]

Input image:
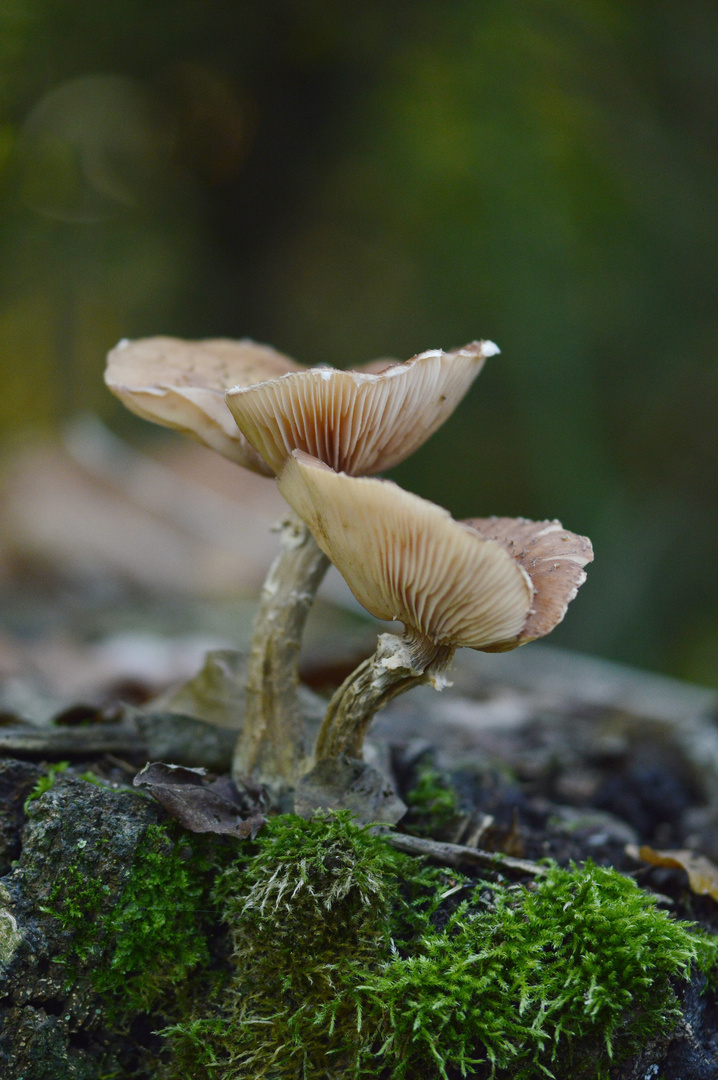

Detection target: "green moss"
[165, 814, 718, 1080]
[46, 805, 718, 1079]
[24, 760, 69, 810]
[50, 820, 230, 1016]
[76, 769, 107, 786]
[404, 764, 462, 839]
[365, 861, 718, 1079]
[164, 811, 447, 1078]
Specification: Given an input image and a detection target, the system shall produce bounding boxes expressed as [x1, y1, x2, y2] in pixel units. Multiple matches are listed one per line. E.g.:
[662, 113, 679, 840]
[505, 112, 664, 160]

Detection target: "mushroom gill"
[277, 451, 533, 654]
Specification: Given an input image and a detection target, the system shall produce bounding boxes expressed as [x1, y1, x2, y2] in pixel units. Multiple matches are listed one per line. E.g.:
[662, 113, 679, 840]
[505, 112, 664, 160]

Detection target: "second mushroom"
[278, 451, 593, 763]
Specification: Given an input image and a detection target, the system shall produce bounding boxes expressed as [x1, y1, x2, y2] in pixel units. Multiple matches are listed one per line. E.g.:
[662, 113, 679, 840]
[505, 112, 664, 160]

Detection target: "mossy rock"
[0, 769, 229, 1079]
[2, 764, 718, 1080]
[0, 759, 43, 875]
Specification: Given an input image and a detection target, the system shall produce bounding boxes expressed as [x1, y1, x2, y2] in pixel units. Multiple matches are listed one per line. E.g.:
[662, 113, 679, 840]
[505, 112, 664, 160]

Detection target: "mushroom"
[277, 451, 593, 760]
[105, 336, 325, 791]
[105, 336, 498, 791]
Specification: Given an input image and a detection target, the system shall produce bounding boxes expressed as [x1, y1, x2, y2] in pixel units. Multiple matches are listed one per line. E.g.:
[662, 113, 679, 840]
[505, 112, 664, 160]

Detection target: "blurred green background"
[1, 0, 716, 684]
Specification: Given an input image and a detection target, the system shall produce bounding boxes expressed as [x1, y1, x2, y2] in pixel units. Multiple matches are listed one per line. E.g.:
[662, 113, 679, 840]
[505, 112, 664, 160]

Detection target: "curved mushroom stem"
[314, 631, 455, 761]
[232, 512, 330, 791]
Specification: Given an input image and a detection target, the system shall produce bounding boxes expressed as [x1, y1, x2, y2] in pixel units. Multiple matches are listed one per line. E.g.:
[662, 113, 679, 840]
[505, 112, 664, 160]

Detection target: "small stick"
[0, 724, 145, 761]
[378, 829, 546, 877]
[458, 812, 495, 849]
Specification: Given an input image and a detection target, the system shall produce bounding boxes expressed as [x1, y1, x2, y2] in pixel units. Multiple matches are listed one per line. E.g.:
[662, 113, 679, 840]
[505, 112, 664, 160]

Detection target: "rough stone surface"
[0, 760, 42, 874]
[659, 970, 718, 1079]
[0, 770, 163, 1079]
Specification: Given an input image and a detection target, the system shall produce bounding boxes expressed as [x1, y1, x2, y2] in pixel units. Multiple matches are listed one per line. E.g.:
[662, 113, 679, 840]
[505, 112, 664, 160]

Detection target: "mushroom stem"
[232, 512, 330, 790]
[314, 632, 454, 761]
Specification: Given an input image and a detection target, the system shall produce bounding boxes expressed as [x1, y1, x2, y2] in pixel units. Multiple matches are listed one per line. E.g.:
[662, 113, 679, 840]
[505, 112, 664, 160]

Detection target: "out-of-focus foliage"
[0, 0, 717, 681]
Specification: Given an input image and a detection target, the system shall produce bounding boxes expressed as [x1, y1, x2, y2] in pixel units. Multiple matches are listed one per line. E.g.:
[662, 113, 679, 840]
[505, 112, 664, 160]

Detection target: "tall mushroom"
[105, 336, 329, 793]
[277, 451, 593, 761]
[105, 336, 497, 791]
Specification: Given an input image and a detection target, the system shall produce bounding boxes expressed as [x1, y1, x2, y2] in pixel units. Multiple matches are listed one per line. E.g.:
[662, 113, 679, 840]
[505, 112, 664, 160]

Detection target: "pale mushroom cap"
[225, 340, 497, 476]
[278, 451, 534, 651]
[105, 336, 301, 474]
[463, 516, 594, 648]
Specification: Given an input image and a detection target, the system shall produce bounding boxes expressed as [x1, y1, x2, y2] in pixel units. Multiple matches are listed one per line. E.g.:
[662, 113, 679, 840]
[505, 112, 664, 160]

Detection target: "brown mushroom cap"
[105, 336, 301, 474]
[277, 451, 534, 652]
[225, 340, 498, 476]
[463, 516, 594, 649]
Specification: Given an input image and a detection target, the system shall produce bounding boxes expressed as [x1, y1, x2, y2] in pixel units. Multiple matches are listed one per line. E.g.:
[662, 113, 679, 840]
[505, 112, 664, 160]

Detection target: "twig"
[378, 829, 546, 877]
[0, 724, 145, 761]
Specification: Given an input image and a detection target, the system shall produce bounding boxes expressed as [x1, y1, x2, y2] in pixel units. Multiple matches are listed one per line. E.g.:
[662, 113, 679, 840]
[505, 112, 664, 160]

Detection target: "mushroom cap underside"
[277, 451, 534, 652]
[226, 340, 497, 476]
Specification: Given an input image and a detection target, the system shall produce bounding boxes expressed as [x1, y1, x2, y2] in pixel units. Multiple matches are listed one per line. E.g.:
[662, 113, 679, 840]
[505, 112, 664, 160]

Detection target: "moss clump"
[165, 811, 445, 1078]
[365, 861, 718, 1079]
[164, 813, 718, 1080]
[44, 793, 717, 1078]
[50, 820, 229, 1016]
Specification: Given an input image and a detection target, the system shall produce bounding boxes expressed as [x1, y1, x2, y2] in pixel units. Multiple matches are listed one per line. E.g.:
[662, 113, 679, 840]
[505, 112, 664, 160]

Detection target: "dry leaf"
[627, 843, 718, 901]
[134, 761, 265, 839]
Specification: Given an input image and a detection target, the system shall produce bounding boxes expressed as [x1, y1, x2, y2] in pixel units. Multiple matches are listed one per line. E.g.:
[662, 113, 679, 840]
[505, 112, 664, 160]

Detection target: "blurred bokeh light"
[0, 0, 716, 683]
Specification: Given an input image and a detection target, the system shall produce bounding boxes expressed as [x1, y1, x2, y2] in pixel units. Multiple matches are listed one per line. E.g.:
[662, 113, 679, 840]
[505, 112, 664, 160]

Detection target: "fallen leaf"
[148, 648, 327, 731]
[626, 843, 718, 901]
[134, 761, 265, 839]
[148, 650, 248, 729]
